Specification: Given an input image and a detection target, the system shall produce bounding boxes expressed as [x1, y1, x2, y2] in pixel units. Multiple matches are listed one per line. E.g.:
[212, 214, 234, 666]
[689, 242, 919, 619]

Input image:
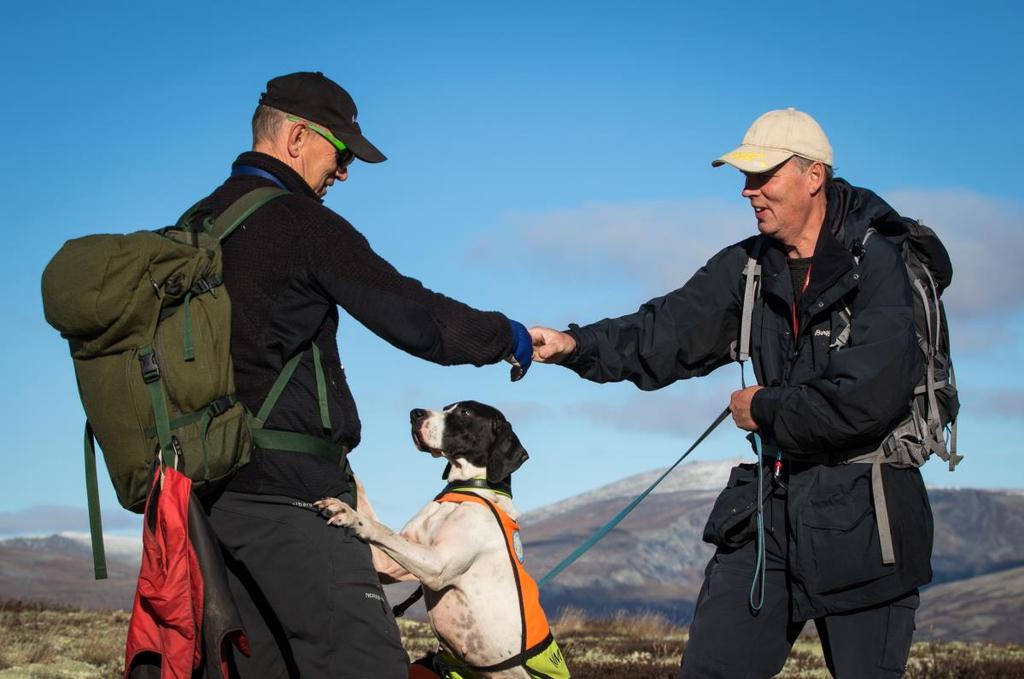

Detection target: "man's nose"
[335, 167, 349, 182]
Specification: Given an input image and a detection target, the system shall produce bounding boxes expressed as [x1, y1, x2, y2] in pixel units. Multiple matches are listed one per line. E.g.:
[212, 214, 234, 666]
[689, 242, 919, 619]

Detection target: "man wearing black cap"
[198, 72, 534, 678]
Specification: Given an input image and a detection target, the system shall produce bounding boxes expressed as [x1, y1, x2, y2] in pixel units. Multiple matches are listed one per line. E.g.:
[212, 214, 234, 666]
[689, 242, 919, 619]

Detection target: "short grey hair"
[251, 104, 288, 145]
[791, 155, 833, 192]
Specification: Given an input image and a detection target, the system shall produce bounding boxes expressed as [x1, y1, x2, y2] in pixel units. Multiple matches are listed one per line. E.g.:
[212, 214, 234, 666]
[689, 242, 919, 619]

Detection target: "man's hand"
[529, 326, 577, 364]
[729, 386, 763, 431]
[507, 320, 533, 382]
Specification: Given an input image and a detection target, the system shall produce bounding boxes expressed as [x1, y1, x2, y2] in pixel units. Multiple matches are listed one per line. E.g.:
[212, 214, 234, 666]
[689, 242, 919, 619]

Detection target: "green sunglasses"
[287, 115, 355, 168]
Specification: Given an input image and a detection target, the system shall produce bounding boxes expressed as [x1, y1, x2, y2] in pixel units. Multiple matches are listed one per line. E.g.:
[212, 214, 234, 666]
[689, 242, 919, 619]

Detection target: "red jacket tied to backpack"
[124, 465, 204, 678]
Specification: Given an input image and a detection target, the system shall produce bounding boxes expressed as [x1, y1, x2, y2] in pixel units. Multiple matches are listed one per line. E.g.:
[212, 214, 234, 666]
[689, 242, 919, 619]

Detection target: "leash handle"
[748, 433, 767, 611]
[538, 406, 732, 589]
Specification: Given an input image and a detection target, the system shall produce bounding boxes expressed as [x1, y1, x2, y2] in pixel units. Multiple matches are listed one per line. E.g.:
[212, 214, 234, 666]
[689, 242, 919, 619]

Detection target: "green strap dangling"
[83, 423, 107, 580]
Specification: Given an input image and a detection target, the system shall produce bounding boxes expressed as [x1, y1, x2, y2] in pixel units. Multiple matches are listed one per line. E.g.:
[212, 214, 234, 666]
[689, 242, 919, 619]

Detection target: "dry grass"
[546, 607, 1024, 679]
[1, 600, 1022, 678]
[0, 600, 129, 678]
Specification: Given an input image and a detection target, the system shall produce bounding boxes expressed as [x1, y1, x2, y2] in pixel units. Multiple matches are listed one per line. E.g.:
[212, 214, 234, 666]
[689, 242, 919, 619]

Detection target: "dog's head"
[410, 401, 529, 483]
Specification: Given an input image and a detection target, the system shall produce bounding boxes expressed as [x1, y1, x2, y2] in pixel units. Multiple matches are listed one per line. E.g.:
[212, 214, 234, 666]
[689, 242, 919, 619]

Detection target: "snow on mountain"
[523, 457, 742, 523]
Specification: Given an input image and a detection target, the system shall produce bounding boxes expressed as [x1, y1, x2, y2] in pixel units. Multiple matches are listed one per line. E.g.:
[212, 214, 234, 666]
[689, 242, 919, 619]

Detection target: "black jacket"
[564, 180, 934, 619]
[198, 152, 514, 501]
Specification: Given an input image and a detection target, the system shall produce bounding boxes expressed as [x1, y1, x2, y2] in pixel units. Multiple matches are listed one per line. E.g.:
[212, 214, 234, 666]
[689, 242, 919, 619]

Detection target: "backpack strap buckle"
[208, 394, 236, 417]
[190, 274, 222, 297]
[139, 350, 161, 384]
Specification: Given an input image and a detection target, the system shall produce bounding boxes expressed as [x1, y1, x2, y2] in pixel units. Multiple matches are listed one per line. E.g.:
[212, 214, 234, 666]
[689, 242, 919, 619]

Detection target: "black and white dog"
[316, 402, 566, 678]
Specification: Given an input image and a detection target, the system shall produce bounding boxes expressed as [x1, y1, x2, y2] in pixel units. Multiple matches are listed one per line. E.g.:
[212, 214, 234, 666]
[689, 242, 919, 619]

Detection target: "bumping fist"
[529, 327, 577, 364]
[507, 320, 533, 382]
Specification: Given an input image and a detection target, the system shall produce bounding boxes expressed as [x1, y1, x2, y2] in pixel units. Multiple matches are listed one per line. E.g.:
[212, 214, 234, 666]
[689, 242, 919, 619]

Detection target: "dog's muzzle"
[410, 408, 430, 451]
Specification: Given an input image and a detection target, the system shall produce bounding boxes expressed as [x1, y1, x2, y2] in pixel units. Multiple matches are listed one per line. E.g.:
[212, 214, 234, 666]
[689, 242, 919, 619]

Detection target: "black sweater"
[199, 152, 514, 501]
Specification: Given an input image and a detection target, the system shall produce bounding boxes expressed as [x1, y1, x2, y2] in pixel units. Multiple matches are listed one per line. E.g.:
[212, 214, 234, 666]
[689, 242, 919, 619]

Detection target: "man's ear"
[286, 121, 306, 159]
[486, 419, 529, 483]
[806, 160, 826, 196]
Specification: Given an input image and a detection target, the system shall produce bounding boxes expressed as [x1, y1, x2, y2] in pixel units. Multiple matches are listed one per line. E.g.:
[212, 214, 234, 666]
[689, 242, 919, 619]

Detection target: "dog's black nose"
[410, 408, 426, 422]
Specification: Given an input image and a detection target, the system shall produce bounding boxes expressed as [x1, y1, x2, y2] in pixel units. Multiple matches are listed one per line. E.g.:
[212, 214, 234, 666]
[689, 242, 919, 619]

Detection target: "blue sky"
[1, 1, 1022, 536]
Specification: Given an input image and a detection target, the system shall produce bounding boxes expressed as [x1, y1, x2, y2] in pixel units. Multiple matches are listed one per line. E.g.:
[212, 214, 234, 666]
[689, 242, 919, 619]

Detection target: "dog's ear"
[486, 419, 529, 483]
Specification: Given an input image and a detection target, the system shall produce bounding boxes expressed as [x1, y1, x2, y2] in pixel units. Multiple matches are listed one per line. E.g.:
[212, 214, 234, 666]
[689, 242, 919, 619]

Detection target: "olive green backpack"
[42, 187, 351, 579]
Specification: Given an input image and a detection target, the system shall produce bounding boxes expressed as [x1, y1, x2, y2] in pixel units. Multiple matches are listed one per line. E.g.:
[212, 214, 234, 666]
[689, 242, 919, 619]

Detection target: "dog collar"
[439, 478, 512, 499]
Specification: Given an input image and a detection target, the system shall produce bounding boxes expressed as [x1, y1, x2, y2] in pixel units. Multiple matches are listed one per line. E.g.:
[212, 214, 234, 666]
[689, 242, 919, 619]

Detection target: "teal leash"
[538, 406, 732, 589]
[748, 432, 767, 611]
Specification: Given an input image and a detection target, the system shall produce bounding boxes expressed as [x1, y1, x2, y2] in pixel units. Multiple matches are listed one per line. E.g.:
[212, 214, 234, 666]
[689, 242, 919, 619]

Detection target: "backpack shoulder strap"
[732, 236, 767, 363]
[830, 227, 878, 351]
[210, 187, 290, 242]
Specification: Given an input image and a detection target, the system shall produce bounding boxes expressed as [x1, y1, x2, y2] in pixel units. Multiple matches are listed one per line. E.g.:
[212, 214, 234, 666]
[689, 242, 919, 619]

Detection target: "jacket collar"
[753, 179, 907, 334]
[759, 181, 861, 310]
[231, 151, 323, 203]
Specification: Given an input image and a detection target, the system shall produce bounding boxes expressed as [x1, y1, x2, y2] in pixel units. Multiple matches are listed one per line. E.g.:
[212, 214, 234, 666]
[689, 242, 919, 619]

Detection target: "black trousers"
[207, 491, 407, 679]
[680, 481, 919, 679]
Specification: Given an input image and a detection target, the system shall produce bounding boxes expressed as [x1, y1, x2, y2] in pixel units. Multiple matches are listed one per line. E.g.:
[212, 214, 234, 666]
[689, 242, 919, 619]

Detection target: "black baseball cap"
[260, 71, 386, 163]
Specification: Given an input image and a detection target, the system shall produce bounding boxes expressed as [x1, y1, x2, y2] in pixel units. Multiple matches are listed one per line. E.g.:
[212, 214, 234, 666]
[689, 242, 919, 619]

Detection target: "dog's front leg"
[315, 498, 479, 591]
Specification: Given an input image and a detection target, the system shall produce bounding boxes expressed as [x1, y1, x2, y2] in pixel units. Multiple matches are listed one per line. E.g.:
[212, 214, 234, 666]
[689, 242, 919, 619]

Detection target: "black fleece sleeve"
[563, 243, 748, 389]
[302, 207, 514, 366]
[750, 236, 920, 453]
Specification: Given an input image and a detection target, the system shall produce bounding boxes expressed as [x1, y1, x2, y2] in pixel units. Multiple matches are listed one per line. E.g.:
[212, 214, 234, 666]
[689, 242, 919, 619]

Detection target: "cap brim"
[336, 131, 387, 163]
[711, 145, 792, 173]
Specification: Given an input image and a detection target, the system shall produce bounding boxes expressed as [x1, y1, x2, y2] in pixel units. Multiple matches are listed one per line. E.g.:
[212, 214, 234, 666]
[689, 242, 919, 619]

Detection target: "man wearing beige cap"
[529, 109, 940, 677]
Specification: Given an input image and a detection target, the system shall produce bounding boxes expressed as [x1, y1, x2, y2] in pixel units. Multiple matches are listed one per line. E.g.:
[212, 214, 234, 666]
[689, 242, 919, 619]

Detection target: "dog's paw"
[316, 497, 362, 530]
[314, 497, 347, 519]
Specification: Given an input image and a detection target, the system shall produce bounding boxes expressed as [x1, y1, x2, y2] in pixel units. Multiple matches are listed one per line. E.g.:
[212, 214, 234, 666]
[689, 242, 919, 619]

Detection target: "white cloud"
[566, 373, 738, 436]
[964, 388, 1024, 420]
[884, 189, 1024, 319]
[569, 396, 728, 436]
[483, 189, 1022, 320]
[482, 199, 753, 291]
[0, 505, 140, 537]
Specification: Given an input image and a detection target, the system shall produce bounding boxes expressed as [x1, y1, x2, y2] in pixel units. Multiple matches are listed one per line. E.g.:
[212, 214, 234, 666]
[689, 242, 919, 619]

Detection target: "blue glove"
[507, 320, 533, 382]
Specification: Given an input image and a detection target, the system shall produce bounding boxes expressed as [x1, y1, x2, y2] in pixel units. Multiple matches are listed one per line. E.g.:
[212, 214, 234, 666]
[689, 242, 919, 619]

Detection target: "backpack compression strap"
[247, 345, 356, 504]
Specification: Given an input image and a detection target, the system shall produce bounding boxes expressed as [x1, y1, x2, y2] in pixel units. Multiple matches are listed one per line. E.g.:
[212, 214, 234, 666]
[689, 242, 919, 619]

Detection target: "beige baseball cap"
[712, 108, 833, 173]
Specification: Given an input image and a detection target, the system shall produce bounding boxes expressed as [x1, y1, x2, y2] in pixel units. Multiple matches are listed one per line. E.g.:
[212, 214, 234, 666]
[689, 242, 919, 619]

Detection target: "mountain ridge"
[2, 460, 1022, 642]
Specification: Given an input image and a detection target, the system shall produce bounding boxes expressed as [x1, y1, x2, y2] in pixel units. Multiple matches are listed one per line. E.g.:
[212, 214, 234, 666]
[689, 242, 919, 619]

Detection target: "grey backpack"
[734, 218, 961, 564]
